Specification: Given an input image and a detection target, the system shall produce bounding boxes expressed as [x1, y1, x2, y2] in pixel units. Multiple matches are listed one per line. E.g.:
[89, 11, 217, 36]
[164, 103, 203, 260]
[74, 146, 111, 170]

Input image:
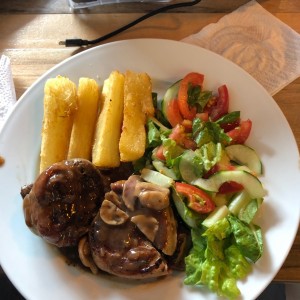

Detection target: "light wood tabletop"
[0, 0, 299, 287]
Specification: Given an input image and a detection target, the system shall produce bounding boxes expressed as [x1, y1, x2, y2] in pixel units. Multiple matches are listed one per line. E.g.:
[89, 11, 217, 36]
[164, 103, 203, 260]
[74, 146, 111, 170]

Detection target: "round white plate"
[0, 39, 299, 300]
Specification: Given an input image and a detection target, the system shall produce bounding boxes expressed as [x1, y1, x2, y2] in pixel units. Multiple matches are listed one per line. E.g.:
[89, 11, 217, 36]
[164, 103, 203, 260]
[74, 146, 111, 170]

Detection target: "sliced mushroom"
[100, 199, 129, 225]
[122, 175, 141, 211]
[138, 190, 170, 211]
[110, 180, 126, 194]
[131, 215, 159, 242]
[105, 190, 122, 207]
[135, 182, 170, 210]
[78, 236, 98, 275]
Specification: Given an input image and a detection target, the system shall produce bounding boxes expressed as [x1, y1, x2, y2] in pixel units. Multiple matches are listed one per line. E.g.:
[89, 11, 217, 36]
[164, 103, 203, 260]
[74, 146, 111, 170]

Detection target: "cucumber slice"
[140, 168, 174, 188]
[191, 177, 219, 193]
[178, 150, 198, 183]
[213, 194, 229, 207]
[202, 205, 229, 228]
[152, 160, 178, 180]
[228, 190, 252, 215]
[229, 190, 263, 224]
[161, 80, 181, 121]
[192, 170, 266, 198]
[225, 144, 262, 175]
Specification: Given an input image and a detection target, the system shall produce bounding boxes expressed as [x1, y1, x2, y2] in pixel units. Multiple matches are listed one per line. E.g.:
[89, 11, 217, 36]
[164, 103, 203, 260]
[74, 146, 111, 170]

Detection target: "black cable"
[59, 0, 202, 47]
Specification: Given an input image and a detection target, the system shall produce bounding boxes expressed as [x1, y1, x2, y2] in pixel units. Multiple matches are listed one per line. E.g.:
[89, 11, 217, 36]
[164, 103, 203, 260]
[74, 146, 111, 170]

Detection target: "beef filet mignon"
[22, 159, 105, 247]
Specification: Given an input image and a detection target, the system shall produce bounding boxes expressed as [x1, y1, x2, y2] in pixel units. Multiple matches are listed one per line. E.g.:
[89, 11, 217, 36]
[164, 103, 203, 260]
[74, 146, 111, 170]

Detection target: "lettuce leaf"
[238, 198, 263, 224]
[195, 141, 223, 172]
[192, 118, 231, 147]
[184, 228, 206, 285]
[184, 216, 257, 300]
[146, 119, 162, 148]
[228, 215, 263, 263]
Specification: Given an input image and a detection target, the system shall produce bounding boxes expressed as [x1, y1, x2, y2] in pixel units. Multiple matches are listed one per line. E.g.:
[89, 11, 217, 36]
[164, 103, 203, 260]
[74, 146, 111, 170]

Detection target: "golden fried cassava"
[40, 76, 77, 172]
[68, 78, 100, 160]
[119, 70, 154, 162]
[92, 71, 125, 167]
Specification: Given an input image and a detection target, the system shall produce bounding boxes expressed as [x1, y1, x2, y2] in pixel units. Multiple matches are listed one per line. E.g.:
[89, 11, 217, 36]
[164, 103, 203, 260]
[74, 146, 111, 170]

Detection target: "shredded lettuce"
[162, 138, 184, 165]
[195, 141, 223, 172]
[146, 119, 161, 148]
[178, 142, 223, 183]
[193, 118, 231, 147]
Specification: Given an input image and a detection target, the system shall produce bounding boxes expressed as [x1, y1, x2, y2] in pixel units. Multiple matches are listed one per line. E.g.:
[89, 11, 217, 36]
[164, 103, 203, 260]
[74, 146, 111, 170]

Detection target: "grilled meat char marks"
[22, 159, 105, 247]
[88, 175, 177, 279]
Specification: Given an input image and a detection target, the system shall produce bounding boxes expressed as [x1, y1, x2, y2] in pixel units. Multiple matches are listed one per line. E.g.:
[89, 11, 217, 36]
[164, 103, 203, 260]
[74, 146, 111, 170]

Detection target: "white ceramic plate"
[0, 39, 299, 300]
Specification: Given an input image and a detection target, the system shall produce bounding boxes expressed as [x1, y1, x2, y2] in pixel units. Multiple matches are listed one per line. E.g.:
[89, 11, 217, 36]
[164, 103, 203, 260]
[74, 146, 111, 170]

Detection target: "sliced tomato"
[203, 164, 220, 179]
[204, 161, 236, 178]
[178, 72, 204, 120]
[169, 124, 197, 150]
[220, 118, 241, 132]
[218, 181, 244, 194]
[208, 84, 229, 121]
[227, 119, 252, 144]
[196, 112, 209, 122]
[175, 182, 215, 214]
[166, 99, 184, 127]
[154, 145, 166, 161]
[181, 119, 193, 132]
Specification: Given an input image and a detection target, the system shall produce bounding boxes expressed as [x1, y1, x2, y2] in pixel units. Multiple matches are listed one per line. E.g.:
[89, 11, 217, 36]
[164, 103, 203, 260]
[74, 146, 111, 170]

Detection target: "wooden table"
[1, 0, 299, 288]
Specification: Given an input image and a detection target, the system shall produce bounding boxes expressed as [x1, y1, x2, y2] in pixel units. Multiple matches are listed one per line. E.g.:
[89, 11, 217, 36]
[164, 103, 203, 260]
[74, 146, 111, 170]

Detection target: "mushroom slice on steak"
[100, 199, 129, 225]
[122, 175, 141, 211]
[78, 235, 98, 275]
[135, 182, 170, 211]
[22, 159, 104, 247]
[131, 215, 159, 242]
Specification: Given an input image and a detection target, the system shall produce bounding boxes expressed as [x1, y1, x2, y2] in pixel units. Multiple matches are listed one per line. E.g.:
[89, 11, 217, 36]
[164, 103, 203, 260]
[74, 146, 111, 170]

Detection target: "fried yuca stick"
[92, 71, 125, 167]
[140, 73, 155, 118]
[119, 70, 154, 162]
[67, 78, 100, 160]
[40, 76, 77, 172]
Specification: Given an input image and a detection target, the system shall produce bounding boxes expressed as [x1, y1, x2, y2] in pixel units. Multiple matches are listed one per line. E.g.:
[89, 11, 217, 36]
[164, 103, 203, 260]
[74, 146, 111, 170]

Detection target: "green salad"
[136, 72, 266, 299]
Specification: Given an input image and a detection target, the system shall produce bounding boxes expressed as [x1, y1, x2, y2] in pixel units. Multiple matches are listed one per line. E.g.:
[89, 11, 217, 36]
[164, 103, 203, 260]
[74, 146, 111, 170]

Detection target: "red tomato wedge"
[169, 125, 197, 150]
[218, 181, 244, 194]
[154, 145, 166, 161]
[196, 112, 209, 122]
[166, 99, 184, 127]
[178, 72, 204, 120]
[227, 119, 252, 144]
[208, 84, 229, 121]
[175, 182, 215, 214]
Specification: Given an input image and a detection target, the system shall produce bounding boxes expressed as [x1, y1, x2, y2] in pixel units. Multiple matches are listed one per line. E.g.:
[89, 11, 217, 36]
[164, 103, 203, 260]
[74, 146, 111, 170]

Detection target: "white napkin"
[0, 55, 16, 131]
[182, 0, 300, 95]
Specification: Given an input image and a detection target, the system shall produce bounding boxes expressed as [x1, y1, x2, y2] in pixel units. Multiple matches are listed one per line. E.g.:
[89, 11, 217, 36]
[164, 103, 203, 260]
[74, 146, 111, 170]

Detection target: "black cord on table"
[59, 0, 202, 47]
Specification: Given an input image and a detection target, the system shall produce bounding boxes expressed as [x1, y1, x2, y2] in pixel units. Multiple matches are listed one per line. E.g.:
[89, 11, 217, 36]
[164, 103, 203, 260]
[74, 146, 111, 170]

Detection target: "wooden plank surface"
[0, 0, 299, 284]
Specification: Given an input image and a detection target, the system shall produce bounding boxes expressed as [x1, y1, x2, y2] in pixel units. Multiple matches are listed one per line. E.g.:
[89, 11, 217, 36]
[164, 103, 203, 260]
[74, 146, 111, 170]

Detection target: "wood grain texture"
[0, 0, 299, 282]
